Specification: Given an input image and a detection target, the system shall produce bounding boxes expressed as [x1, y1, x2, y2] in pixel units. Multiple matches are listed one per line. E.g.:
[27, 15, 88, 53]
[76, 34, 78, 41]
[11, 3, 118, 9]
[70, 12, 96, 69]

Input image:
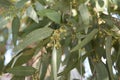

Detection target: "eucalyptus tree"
[0, 0, 120, 80]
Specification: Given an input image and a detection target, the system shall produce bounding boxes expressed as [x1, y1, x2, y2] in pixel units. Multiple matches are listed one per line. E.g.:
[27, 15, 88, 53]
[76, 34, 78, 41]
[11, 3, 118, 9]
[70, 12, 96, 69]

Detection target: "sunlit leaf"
[46, 11, 61, 24]
[26, 6, 39, 23]
[21, 18, 50, 37]
[15, 0, 28, 8]
[13, 27, 53, 56]
[34, 1, 44, 11]
[78, 4, 92, 33]
[51, 46, 57, 80]
[0, 0, 120, 79]
[37, 0, 45, 5]
[57, 48, 62, 70]
[79, 4, 90, 25]
[7, 66, 36, 76]
[71, 29, 98, 52]
[38, 9, 61, 24]
[38, 9, 55, 17]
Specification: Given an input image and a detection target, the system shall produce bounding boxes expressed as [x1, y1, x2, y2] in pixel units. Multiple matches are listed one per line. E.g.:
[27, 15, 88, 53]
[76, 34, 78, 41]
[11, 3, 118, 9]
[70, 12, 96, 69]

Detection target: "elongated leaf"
[11, 76, 25, 80]
[79, 4, 90, 25]
[78, 4, 92, 33]
[7, 66, 36, 76]
[98, 0, 104, 7]
[34, 1, 44, 11]
[95, 62, 109, 80]
[46, 12, 61, 24]
[58, 51, 80, 76]
[14, 48, 35, 66]
[52, 0, 70, 12]
[26, 6, 39, 23]
[0, 0, 13, 8]
[0, 16, 8, 29]
[4, 48, 34, 70]
[15, 0, 28, 8]
[38, 9, 55, 17]
[0, 56, 4, 74]
[57, 48, 62, 71]
[38, 9, 61, 24]
[95, 0, 108, 12]
[12, 16, 20, 46]
[116, 45, 120, 72]
[13, 27, 53, 56]
[21, 18, 50, 37]
[71, 29, 98, 52]
[58, 58, 78, 76]
[105, 36, 114, 80]
[39, 53, 51, 80]
[52, 47, 57, 80]
[76, 58, 85, 75]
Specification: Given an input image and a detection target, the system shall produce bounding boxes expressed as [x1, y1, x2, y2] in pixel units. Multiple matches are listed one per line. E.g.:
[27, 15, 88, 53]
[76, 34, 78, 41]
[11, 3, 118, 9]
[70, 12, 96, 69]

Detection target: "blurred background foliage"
[0, 0, 120, 80]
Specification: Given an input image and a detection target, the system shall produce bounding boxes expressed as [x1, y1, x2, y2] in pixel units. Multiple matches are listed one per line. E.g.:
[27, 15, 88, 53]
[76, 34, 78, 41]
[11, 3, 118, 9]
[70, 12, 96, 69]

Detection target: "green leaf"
[14, 48, 35, 66]
[21, 18, 50, 37]
[7, 66, 36, 76]
[79, 4, 90, 25]
[51, 46, 57, 80]
[11, 76, 25, 80]
[34, 1, 44, 11]
[58, 58, 78, 76]
[38, 9, 61, 24]
[38, 9, 55, 17]
[78, 4, 92, 33]
[116, 45, 120, 72]
[4, 48, 34, 70]
[95, 0, 108, 12]
[105, 36, 114, 80]
[52, 0, 69, 12]
[58, 51, 80, 76]
[57, 48, 62, 71]
[71, 29, 98, 52]
[15, 0, 28, 8]
[0, 56, 4, 74]
[46, 11, 61, 24]
[26, 6, 39, 23]
[76, 57, 85, 76]
[94, 37, 106, 58]
[13, 27, 53, 56]
[12, 16, 20, 46]
[0, 0, 13, 8]
[0, 16, 9, 29]
[98, 0, 104, 7]
[37, 0, 45, 5]
[39, 53, 51, 80]
[95, 62, 109, 80]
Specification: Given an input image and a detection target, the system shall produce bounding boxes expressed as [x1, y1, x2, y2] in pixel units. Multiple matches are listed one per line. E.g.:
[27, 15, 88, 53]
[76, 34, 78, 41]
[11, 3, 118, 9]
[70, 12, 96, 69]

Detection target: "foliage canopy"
[0, 0, 120, 80]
